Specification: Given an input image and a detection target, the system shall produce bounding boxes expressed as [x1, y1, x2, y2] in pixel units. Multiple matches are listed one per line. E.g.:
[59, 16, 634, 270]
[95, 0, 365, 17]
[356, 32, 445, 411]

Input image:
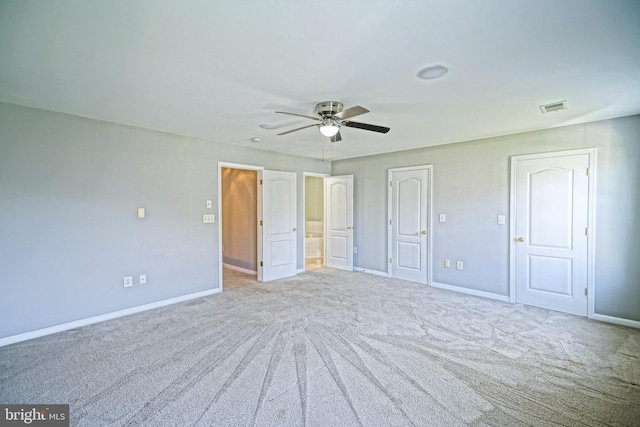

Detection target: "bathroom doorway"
[304, 173, 327, 271]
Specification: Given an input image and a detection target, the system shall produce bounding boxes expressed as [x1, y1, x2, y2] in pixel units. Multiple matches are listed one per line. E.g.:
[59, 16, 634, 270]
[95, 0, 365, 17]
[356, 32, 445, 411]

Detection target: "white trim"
[223, 263, 257, 275]
[431, 282, 510, 303]
[387, 165, 433, 285]
[297, 268, 306, 274]
[218, 162, 264, 289]
[509, 148, 597, 318]
[354, 267, 388, 277]
[0, 289, 221, 348]
[591, 313, 640, 329]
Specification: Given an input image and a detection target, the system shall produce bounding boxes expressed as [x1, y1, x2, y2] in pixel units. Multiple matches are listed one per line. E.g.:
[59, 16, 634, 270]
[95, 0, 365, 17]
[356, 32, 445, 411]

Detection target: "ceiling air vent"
[540, 100, 568, 114]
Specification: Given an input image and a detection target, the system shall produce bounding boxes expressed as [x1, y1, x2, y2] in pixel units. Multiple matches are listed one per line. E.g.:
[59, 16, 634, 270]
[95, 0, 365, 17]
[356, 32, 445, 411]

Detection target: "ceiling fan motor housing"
[315, 101, 343, 117]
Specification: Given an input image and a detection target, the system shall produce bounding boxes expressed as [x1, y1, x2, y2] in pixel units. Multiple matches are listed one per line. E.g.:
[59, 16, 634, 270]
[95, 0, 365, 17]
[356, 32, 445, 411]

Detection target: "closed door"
[513, 153, 590, 316]
[261, 170, 297, 282]
[389, 167, 430, 284]
[325, 175, 353, 270]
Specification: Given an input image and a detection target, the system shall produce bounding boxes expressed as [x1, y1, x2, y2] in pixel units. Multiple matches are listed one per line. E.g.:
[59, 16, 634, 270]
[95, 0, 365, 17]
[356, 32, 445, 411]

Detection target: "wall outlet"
[353, 247, 358, 254]
[203, 214, 215, 223]
[139, 274, 147, 284]
[439, 213, 446, 223]
[444, 259, 450, 268]
[123, 276, 133, 287]
[456, 261, 464, 270]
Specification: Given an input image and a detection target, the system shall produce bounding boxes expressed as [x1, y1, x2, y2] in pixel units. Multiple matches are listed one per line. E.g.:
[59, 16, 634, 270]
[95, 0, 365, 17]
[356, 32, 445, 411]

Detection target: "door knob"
[292, 227, 297, 232]
[421, 230, 427, 235]
[517, 237, 525, 242]
[347, 226, 353, 230]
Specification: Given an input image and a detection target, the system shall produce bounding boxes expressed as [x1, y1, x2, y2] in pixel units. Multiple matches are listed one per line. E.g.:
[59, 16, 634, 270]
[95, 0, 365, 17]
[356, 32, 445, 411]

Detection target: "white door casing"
[510, 150, 595, 316]
[388, 166, 431, 284]
[261, 170, 297, 282]
[325, 175, 354, 271]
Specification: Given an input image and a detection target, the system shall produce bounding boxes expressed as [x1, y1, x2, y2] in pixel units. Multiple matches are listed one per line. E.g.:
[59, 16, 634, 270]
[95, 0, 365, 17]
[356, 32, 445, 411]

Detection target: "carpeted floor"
[1, 267, 639, 426]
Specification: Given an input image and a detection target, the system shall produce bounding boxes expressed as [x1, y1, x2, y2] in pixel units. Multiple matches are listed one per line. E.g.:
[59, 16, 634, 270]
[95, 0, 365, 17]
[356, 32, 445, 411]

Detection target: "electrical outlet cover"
[124, 276, 133, 287]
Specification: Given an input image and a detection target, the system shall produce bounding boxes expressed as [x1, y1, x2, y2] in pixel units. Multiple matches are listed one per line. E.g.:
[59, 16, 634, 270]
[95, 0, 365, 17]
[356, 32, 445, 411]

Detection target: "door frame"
[508, 148, 597, 317]
[218, 162, 264, 290]
[303, 172, 330, 268]
[387, 165, 433, 284]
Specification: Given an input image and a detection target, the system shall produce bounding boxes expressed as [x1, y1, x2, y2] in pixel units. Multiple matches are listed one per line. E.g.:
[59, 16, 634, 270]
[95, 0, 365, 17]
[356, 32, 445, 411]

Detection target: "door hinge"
[260, 220, 263, 226]
[389, 258, 392, 263]
[585, 227, 588, 236]
[260, 179, 263, 185]
[389, 219, 392, 225]
[389, 181, 392, 187]
[260, 261, 263, 267]
[586, 167, 590, 176]
[585, 288, 588, 296]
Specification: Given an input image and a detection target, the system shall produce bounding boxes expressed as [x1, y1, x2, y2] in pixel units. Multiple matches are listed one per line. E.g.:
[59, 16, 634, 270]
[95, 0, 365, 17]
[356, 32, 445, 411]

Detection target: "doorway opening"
[220, 166, 259, 288]
[304, 174, 326, 271]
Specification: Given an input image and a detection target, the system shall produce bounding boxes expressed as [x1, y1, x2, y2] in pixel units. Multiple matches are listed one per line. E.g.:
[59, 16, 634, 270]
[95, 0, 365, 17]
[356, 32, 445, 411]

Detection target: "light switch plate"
[439, 213, 446, 223]
[497, 215, 506, 225]
[206, 200, 212, 209]
[137, 207, 145, 219]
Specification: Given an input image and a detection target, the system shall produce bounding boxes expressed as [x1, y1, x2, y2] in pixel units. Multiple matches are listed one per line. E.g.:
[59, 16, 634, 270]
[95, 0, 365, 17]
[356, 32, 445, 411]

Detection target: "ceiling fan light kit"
[319, 124, 340, 137]
[275, 101, 390, 142]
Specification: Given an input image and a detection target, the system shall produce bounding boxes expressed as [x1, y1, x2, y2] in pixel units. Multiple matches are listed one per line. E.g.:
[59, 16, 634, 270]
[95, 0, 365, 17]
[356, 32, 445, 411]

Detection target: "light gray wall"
[221, 168, 257, 271]
[332, 115, 640, 322]
[0, 102, 330, 338]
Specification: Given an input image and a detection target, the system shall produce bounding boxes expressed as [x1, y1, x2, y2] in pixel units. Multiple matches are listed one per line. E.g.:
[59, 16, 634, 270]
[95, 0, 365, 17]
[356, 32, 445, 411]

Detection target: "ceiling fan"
[275, 101, 390, 142]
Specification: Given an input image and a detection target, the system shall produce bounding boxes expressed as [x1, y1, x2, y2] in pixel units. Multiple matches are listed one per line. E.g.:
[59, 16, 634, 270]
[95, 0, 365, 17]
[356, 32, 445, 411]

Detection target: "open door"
[260, 170, 297, 282]
[325, 175, 354, 271]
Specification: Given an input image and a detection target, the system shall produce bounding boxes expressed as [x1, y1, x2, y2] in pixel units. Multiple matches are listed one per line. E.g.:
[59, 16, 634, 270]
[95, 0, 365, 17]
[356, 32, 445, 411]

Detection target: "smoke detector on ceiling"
[540, 100, 568, 114]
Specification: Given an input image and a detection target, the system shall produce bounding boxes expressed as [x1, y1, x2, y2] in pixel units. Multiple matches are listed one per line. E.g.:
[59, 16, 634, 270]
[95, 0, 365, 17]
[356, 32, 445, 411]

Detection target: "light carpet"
[1, 267, 639, 426]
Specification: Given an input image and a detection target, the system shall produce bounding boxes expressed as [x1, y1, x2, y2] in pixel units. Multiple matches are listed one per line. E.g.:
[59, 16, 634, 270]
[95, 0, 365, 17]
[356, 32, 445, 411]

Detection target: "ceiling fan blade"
[333, 105, 369, 120]
[330, 131, 342, 143]
[275, 111, 320, 121]
[277, 123, 317, 136]
[343, 121, 390, 133]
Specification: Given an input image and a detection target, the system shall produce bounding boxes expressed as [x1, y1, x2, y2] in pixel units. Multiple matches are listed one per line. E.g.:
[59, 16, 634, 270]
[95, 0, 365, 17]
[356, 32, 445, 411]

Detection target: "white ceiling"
[1, 0, 639, 160]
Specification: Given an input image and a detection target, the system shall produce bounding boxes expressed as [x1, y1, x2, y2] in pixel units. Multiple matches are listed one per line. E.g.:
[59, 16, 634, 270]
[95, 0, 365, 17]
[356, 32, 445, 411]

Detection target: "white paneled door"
[513, 153, 591, 316]
[325, 175, 354, 271]
[389, 167, 430, 284]
[260, 170, 297, 282]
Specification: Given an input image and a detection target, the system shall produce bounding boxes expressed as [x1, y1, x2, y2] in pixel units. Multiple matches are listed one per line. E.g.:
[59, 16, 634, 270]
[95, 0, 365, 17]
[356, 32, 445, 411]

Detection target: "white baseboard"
[297, 268, 305, 274]
[354, 267, 389, 277]
[430, 281, 510, 302]
[0, 288, 221, 348]
[591, 313, 640, 329]
[223, 263, 257, 275]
